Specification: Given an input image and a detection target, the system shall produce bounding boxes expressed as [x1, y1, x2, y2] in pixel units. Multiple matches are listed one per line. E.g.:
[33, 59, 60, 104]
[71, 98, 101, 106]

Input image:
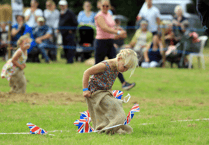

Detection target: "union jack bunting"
[80, 110, 91, 120]
[112, 90, 124, 99]
[74, 118, 94, 133]
[27, 122, 47, 134]
[124, 104, 140, 125]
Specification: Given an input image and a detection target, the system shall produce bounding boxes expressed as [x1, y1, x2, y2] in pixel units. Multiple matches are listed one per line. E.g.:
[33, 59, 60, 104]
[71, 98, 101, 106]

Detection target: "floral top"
[88, 61, 119, 94]
[1, 48, 27, 81]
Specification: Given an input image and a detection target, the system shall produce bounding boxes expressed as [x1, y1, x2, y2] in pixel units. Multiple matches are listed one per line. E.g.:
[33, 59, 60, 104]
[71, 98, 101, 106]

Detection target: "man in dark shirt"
[197, 0, 209, 35]
[58, 0, 78, 64]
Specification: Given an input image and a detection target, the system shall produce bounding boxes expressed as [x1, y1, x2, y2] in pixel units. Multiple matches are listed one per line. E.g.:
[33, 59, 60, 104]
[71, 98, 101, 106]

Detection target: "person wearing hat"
[125, 20, 153, 65]
[24, 0, 43, 28]
[58, 0, 78, 64]
[33, 16, 55, 63]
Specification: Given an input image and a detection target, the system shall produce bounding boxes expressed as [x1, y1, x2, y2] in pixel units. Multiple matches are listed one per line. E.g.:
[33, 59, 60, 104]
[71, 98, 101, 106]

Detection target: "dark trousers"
[62, 33, 76, 63]
[94, 39, 125, 84]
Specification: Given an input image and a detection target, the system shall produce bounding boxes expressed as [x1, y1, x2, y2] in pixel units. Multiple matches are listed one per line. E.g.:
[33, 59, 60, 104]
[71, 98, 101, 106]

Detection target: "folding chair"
[188, 36, 208, 69]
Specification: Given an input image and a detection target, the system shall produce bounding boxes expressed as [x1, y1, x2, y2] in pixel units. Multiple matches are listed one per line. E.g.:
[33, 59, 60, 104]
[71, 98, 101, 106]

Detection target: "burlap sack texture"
[9, 69, 27, 93]
[86, 90, 133, 135]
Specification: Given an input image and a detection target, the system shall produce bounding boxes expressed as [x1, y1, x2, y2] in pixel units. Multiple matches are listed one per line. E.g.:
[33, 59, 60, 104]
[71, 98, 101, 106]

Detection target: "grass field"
[0, 49, 209, 145]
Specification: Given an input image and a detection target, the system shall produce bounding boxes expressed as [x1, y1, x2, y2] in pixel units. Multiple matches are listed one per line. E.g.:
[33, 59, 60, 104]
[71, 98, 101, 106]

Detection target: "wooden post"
[2, 4, 12, 59]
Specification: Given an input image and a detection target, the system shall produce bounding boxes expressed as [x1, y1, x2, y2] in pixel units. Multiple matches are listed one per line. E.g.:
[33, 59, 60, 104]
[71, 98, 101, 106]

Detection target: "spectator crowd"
[0, 0, 203, 68]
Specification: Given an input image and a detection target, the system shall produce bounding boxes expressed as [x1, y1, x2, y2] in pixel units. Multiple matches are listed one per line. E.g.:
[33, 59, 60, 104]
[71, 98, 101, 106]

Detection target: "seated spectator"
[11, 15, 34, 46]
[78, 1, 96, 25]
[113, 17, 127, 54]
[172, 5, 188, 41]
[166, 21, 201, 68]
[44, 0, 59, 29]
[0, 23, 8, 60]
[164, 20, 178, 48]
[125, 20, 153, 65]
[33, 17, 55, 63]
[142, 35, 164, 68]
[24, 0, 43, 28]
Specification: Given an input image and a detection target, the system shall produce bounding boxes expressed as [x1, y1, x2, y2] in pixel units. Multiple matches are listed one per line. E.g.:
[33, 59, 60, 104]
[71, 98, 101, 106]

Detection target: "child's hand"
[83, 91, 91, 98]
[20, 64, 26, 70]
[23, 64, 26, 68]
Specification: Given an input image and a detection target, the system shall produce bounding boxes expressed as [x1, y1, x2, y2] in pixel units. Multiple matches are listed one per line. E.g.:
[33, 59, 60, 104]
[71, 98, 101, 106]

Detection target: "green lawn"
[0, 49, 209, 145]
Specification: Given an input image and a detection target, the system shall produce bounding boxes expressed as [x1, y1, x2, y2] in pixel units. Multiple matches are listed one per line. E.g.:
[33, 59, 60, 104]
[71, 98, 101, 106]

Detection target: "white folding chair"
[188, 36, 208, 69]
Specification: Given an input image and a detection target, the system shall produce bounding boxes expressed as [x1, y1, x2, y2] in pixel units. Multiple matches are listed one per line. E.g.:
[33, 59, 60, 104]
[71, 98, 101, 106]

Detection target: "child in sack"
[1, 34, 32, 93]
[82, 49, 138, 134]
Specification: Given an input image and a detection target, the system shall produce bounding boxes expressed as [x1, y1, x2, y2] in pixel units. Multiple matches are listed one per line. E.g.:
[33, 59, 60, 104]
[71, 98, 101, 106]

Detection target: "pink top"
[95, 11, 115, 39]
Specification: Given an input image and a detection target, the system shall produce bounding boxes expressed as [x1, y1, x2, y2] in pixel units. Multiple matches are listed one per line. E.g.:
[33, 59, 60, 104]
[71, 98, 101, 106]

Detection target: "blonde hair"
[101, 0, 112, 9]
[174, 5, 183, 15]
[17, 33, 32, 47]
[116, 49, 138, 77]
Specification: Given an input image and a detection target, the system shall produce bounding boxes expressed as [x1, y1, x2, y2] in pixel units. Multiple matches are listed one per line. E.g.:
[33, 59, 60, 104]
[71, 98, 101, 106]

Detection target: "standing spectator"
[77, 1, 96, 25]
[58, 0, 78, 64]
[142, 35, 164, 68]
[97, 0, 113, 15]
[125, 20, 153, 65]
[33, 17, 54, 63]
[172, 5, 188, 40]
[0, 23, 8, 60]
[196, 0, 209, 35]
[44, 0, 60, 29]
[11, 0, 23, 25]
[94, 0, 135, 90]
[136, 0, 161, 35]
[24, 0, 43, 28]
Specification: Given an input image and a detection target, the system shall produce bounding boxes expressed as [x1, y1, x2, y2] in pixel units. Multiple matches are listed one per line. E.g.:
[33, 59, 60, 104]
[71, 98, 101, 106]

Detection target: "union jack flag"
[74, 117, 94, 133]
[124, 104, 140, 125]
[112, 90, 124, 99]
[27, 122, 47, 134]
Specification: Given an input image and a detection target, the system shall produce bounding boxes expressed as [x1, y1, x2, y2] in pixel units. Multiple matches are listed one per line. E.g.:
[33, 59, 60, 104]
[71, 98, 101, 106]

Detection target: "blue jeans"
[37, 42, 55, 62]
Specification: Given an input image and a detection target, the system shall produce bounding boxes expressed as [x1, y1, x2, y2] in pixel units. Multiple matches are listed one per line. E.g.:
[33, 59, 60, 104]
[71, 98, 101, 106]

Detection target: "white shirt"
[24, 8, 43, 28]
[138, 6, 160, 32]
[44, 9, 60, 29]
[11, 0, 23, 25]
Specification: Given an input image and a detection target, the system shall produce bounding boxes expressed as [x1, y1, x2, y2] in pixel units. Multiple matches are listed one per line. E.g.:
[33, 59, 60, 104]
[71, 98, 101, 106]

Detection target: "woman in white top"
[44, 0, 60, 29]
[24, 0, 43, 28]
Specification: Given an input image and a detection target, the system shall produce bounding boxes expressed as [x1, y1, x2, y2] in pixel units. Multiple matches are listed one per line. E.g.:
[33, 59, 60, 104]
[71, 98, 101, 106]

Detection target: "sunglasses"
[102, 5, 109, 8]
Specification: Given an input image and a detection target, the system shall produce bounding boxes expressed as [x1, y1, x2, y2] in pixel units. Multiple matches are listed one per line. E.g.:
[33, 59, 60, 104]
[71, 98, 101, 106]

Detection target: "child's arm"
[11, 50, 25, 70]
[83, 63, 106, 97]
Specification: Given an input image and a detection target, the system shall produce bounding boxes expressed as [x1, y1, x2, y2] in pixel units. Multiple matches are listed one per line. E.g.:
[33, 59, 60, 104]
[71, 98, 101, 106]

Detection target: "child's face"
[117, 58, 129, 73]
[21, 38, 31, 50]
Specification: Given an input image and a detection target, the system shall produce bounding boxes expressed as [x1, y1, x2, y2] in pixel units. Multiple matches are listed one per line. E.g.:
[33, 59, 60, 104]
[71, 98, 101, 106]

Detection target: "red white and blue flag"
[112, 90, 124, 100]
[74, 117, 94, 133]
[74, 111, 94, 133]
[80, 110, 91, 120]
[124, 104, 140, 125]
[27, 122, 47, 134]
